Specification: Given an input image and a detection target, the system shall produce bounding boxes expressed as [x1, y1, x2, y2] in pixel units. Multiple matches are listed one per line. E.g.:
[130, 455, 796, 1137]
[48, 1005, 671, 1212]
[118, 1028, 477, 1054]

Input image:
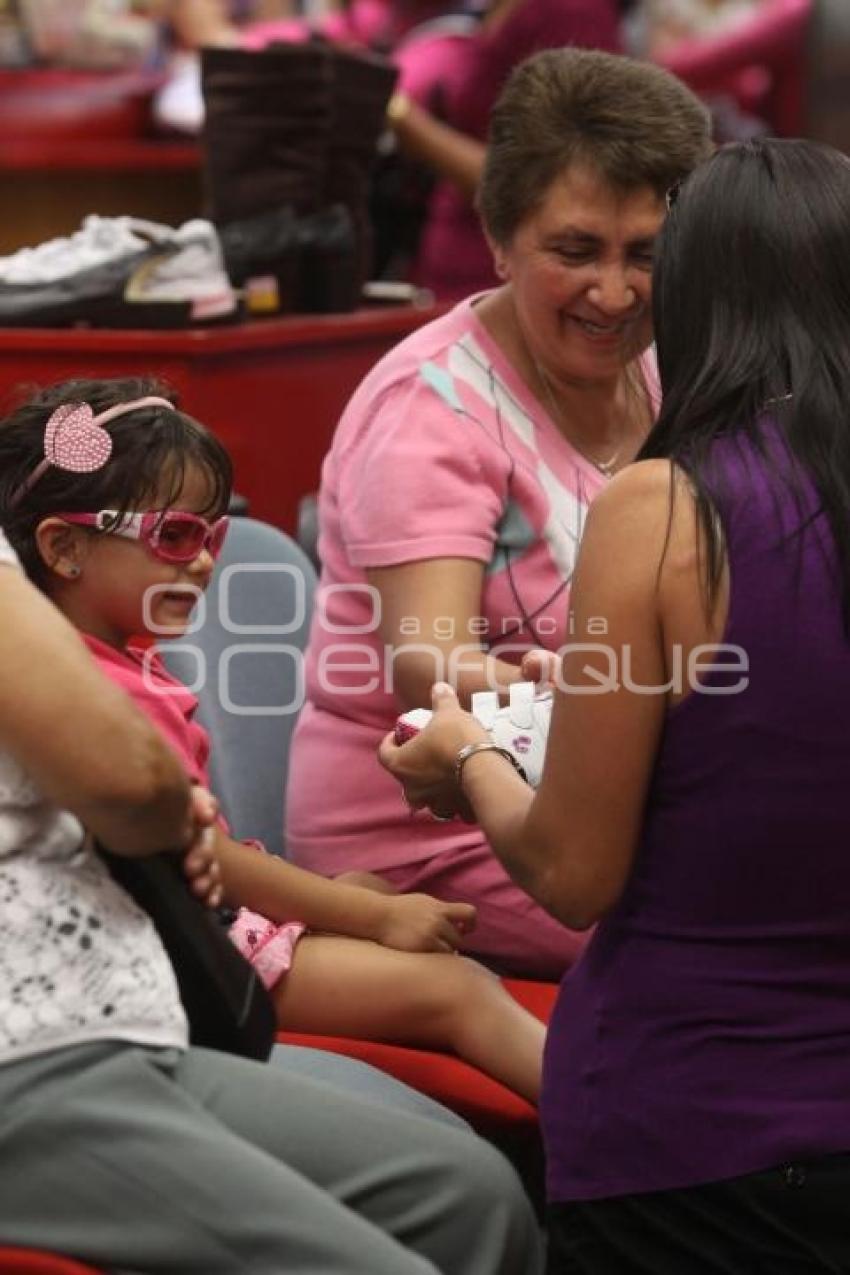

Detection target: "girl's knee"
[424, 956, 503, 1037]
[437, 955, 498, 1008]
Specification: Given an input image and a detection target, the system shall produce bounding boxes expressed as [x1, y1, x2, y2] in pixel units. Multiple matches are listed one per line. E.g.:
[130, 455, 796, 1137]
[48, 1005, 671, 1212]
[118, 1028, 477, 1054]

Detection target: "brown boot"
[262, 43, 398, 313]
[200, 42, 391, 314]
[201, 42, 333, 224]
[322, 45, 398, 298]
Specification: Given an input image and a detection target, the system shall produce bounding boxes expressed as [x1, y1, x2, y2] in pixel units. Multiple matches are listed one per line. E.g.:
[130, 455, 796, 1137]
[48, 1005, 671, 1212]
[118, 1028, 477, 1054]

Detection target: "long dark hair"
[640, 138, 850, 628]
[0, 376, 232, 588]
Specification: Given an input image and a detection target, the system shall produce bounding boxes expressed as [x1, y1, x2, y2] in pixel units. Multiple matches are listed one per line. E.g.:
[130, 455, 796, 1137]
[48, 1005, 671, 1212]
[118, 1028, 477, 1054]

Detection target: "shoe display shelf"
[0, 68, 202, 254]
[0, 304, 448, 534]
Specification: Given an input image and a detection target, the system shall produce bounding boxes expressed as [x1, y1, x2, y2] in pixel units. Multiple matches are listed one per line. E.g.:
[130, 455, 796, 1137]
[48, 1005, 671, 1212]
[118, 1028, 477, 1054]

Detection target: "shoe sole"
[0, 294, 241, 330]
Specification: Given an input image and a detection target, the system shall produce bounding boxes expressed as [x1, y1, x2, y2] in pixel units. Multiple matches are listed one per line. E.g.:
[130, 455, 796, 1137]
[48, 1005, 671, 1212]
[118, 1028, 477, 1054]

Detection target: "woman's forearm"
[394, 648, 527, 710]
[459, 748, 611, 931]
[369, 560, 531, 708]
[458, 749, 543, 890]
[389, 98, 485, 200]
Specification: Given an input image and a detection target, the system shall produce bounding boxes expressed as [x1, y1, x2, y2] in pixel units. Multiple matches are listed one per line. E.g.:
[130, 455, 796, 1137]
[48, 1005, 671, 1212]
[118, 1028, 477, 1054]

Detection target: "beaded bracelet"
[455, 741, 527, 788]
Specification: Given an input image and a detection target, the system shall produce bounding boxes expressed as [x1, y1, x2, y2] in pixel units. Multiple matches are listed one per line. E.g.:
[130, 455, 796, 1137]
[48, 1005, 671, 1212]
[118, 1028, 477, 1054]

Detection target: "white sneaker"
[0, 215, 237, 327]
[395, 682, 553, 787]
[123, 218, 238, 322]
[0, 215, 148, 285]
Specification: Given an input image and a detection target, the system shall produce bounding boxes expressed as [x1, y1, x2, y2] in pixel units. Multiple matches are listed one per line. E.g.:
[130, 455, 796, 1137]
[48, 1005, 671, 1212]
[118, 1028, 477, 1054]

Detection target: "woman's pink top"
[286, 293, 658, 877]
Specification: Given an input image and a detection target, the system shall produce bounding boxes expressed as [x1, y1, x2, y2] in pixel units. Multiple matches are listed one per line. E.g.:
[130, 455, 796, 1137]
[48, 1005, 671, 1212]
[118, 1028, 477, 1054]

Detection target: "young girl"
[0, 375, 544, 1102]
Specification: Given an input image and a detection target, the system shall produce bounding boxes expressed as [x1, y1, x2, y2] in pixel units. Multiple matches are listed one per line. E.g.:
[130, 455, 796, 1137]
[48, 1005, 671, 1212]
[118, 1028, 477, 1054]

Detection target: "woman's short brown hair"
[479, 48, 713, 246]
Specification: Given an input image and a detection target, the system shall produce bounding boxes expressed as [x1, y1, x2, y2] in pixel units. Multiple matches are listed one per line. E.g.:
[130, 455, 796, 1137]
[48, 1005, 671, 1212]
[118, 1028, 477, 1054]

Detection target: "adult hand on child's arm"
[181, 786, 224, 910]
[387, 95, 485, 201]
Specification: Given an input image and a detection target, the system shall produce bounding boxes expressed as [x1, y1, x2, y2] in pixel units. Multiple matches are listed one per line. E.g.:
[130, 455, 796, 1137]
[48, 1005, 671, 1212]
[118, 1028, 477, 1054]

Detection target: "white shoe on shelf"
[0, 215, 237, 328]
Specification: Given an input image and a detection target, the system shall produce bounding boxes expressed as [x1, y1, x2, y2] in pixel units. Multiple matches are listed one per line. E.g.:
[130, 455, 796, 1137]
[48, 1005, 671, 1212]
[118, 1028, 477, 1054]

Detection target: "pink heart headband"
[9, 396, 174, 509]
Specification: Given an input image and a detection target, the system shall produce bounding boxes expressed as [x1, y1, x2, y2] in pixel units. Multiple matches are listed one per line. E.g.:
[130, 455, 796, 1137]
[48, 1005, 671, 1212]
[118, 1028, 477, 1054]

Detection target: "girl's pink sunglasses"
[55, 509, 230, 564]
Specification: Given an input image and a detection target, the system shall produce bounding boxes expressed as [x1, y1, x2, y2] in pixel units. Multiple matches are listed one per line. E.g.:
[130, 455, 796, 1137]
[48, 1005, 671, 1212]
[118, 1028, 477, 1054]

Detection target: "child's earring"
[65, 564, 81, 579]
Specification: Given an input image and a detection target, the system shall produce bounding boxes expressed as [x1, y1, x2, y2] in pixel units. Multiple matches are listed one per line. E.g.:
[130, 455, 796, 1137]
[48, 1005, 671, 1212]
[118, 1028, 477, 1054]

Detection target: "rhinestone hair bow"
[10, 395, 174, 508]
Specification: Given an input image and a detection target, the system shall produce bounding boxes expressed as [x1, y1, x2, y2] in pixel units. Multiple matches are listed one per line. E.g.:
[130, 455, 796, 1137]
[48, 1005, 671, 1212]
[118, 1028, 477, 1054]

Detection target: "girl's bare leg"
[274, 936, 545, 1102]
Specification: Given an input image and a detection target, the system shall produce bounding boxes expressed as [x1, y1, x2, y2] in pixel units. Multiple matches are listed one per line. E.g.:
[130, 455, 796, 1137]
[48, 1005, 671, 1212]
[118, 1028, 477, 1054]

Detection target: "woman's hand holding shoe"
[379, 682, 486, 822]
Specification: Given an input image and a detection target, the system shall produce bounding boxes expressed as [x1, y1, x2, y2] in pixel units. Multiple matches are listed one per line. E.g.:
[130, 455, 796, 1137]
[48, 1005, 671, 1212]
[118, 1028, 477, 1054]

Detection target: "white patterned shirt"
[0, 531, 187, 1063]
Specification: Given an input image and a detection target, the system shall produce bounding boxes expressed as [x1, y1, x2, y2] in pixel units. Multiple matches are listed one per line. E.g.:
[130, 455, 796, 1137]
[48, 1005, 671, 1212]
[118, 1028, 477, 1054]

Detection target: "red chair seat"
[278, 978, 557, 1204]
[0, 1250, 104, 1274]
[277, 977, 558, 1132]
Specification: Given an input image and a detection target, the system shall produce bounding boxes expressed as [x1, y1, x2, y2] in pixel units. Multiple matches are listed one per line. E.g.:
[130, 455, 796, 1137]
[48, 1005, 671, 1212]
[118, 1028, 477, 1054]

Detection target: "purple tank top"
[543, 425, 850, 1201]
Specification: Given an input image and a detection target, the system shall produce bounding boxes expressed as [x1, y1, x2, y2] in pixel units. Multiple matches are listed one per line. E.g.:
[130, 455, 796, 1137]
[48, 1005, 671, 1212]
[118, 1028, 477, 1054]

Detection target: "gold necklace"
[533, 358, 623, 479]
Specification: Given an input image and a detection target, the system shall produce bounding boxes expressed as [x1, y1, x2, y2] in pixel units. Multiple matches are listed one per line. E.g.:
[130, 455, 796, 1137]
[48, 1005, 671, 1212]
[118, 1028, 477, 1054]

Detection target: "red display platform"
[0, 306, 445, 533]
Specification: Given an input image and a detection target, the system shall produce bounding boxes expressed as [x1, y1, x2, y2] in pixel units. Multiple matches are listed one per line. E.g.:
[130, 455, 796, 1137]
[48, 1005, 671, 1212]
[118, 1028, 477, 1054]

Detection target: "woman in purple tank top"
[381, 137, 850, 1272]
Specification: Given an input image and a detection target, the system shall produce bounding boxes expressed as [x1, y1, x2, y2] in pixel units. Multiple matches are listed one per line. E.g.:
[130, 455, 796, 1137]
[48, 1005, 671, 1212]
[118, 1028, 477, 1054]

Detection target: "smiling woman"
[479, 163, 662, 474]
[285, 48, 713, 979]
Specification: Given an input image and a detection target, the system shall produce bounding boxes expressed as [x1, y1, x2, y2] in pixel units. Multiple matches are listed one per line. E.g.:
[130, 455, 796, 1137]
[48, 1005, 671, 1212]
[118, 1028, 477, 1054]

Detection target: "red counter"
[0, 306, 445, 532]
